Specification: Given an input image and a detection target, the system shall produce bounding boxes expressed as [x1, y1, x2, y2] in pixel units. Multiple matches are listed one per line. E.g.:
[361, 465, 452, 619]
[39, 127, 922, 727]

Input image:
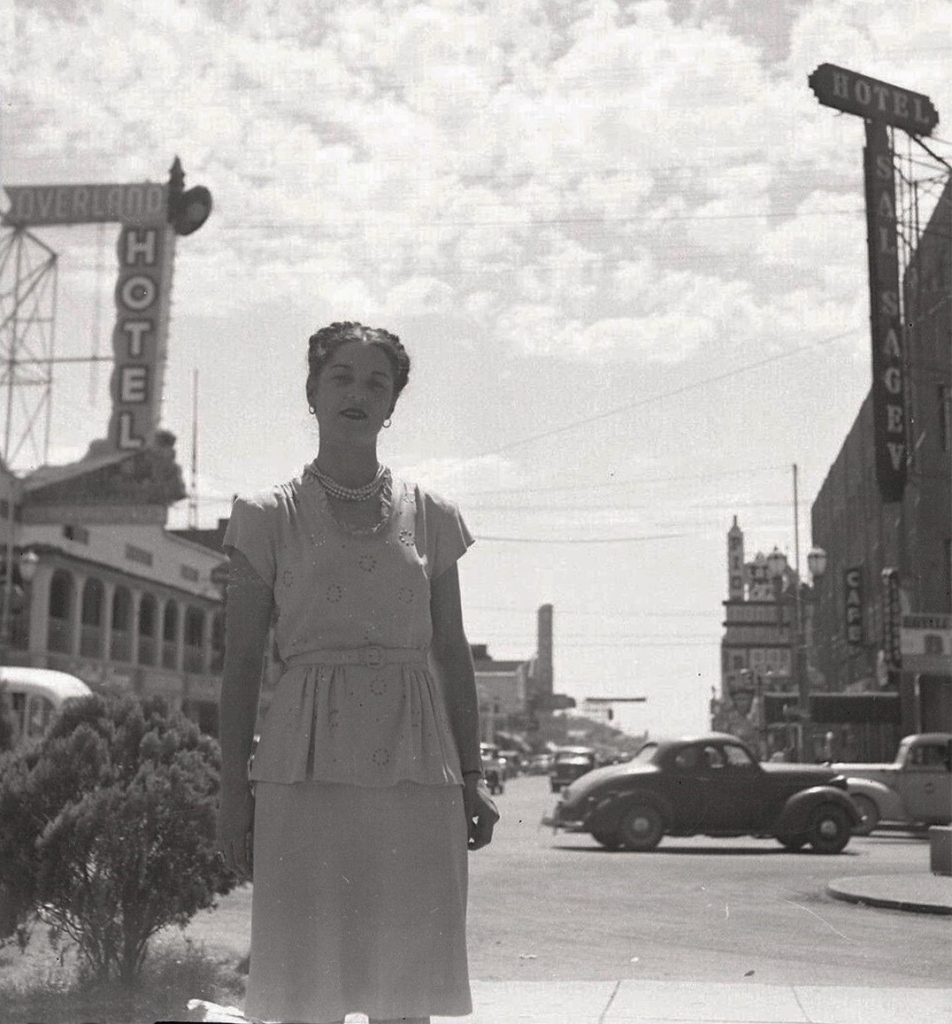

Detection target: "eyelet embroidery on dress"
[327, 709, 340, 729]
[371, 747, 391, 767]
[358, 553, 377, 573]
[326, 583, 344, 603]
[281, 568, 294, 587]
[369, 675, 388, 697]
[397, 585, 414, 604]
[398, 528, 414, 547]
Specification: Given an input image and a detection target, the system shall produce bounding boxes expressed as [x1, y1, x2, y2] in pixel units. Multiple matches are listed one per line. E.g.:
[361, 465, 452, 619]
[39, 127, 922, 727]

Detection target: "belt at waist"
[283, 646, 429, 669]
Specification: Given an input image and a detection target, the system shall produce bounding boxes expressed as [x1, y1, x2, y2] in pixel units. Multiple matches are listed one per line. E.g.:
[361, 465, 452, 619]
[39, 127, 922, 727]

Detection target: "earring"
[383, 418, 392, 429]
[308, 405, 315, 414]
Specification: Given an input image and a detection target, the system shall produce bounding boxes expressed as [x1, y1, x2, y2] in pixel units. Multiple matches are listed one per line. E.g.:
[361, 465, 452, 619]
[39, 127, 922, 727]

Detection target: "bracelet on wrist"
[461, 769, 484, 779]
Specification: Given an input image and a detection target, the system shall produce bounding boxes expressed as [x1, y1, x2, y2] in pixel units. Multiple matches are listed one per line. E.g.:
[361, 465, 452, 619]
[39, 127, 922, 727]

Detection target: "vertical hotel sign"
[808, 65, 939, 503]
[2, 160, 211, 451]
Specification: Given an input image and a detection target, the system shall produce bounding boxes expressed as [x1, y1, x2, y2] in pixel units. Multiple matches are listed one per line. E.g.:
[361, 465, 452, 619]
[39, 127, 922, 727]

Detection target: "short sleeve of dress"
[422, 489, 475, 580]
[222, 494, 277, 589]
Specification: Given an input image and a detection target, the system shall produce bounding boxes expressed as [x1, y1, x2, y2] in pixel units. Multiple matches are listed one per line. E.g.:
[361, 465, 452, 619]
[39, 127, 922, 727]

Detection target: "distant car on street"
[542, 733, 860, 854]
[832, 732, 952, 835]
[527, 753, 554, 775]
[497, 749, 524, 778]
[549, 745, 597, 792]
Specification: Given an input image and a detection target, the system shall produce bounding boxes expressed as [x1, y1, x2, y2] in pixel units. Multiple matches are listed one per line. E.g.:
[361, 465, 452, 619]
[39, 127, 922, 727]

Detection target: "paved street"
[464, 775, 950, 988]
[187, 773, 951, 996]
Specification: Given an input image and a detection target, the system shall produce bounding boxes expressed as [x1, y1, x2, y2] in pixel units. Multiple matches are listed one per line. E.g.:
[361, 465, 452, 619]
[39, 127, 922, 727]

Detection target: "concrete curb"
[827, 873, 952, 915]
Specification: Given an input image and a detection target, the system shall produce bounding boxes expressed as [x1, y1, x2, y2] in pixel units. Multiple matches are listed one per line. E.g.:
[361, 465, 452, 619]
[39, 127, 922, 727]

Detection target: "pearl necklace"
[307, 462, 387, 502]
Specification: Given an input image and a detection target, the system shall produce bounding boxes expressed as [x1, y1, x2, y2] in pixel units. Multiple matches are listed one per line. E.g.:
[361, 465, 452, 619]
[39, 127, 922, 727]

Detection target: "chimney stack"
[536, 603, 553, 698]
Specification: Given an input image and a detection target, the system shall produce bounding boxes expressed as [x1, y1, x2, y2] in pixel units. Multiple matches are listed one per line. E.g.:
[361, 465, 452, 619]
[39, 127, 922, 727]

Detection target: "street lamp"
[0, 547, 40, 661]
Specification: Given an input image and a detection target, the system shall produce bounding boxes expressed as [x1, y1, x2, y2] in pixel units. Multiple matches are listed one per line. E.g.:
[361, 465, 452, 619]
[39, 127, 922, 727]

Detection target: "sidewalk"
[432, 872, 952, 1024]
[196, 873, 952, 1024]
[431, 979, 952, 1024]
[826, 870, 952, 915]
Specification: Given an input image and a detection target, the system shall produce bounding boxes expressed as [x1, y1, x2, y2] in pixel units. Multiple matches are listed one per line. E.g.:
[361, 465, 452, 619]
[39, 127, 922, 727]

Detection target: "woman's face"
[312, 340, 396, 444]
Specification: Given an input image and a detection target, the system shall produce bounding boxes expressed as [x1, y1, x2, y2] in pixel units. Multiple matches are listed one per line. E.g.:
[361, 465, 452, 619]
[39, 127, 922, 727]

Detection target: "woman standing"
[216, 322, 498, 1024]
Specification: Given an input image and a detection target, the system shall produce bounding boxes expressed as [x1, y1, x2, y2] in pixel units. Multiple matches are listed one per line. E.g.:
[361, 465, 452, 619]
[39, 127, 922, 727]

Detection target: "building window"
[125, 544, 153, 566]
[180, 565, 199, 582]
[48, 570, 74, 654]
[939, 385, 951, 453]
[945, 539, 952, 614]
[138, 594, 158, 665]
[80, 578, 104, 658]
[63, 524, 90, 544]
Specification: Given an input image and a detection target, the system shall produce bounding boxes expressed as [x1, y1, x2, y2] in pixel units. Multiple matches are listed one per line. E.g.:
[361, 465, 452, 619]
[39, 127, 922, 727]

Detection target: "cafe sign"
[881, 568, 902, 669]
[843, 566, 864, 648]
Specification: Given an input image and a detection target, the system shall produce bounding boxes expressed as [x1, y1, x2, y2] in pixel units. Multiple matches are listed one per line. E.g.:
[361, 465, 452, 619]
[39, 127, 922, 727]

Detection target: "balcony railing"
[138, 635, 156, 665]
[48, 617, 71, 654]
[80, 624, 103, 658]
[183, 644, 204, 674]
[162, 640, 178, 670]
[110, 629, 132, 662]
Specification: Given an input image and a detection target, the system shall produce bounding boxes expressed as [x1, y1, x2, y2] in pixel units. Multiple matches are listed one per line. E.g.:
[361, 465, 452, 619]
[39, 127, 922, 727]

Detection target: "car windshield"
[630, 743, 658, 764]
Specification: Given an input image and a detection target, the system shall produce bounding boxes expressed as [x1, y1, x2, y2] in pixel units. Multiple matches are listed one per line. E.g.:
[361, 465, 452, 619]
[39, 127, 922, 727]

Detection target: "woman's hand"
[463, 776, 500, 851]
[216, 779, 255, 878]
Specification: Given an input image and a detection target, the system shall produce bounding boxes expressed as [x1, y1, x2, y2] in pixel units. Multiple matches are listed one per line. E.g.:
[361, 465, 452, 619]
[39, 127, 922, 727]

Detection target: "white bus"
[0, 667, 93, 750]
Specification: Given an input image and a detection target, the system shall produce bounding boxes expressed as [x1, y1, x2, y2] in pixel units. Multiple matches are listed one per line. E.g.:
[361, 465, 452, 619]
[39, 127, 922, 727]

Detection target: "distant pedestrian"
[216, 321, 499, 1024]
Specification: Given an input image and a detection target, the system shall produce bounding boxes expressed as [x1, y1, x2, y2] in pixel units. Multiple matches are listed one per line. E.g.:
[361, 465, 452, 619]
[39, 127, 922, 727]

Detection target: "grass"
[0, 904, 251, 1024]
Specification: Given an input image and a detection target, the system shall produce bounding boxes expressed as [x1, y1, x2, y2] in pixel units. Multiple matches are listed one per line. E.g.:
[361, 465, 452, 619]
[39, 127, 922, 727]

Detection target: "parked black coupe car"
[542, 733, 861, 854]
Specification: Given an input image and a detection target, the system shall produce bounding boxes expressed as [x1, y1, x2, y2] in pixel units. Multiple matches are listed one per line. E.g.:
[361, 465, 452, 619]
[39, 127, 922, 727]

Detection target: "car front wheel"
[776, 833, 806, 851]
[591, 829, 621, 850]
[618, 804, 664, 852]
[807, 804, 852, 854]
[850, 794, 879, 836]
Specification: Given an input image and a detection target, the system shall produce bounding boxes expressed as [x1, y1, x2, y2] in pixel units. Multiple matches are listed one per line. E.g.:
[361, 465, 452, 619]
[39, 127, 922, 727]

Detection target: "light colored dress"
[223, 467, 474, 1022]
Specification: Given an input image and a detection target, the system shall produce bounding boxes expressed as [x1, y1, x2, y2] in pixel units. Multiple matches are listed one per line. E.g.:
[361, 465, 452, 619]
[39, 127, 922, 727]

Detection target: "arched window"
[183, 606, 205, 673]
[138, 593, 157, 665]
[162, 601, 179, 669]
[210, 610, 225, 673]
[80, 578, 104, 657]
[110, 586, 132, 662]
[47, 570, 74, 653]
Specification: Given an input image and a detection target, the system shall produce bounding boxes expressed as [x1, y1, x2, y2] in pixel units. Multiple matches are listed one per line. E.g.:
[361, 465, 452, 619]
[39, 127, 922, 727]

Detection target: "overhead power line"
[471, 325, 862, 457]
[454, 464, 786, 497]
[473, 531, 692, 544]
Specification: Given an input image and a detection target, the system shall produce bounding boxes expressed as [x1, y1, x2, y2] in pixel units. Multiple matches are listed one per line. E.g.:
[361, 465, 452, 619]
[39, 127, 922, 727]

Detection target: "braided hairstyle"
[306, 322, 410, 411]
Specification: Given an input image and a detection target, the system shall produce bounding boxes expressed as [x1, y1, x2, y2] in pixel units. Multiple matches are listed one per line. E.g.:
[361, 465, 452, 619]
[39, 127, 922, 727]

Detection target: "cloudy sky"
[2, 0, 950, 736]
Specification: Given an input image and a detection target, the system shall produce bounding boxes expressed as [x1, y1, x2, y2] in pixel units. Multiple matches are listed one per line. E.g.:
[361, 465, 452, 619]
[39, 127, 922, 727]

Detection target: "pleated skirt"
[243, 780, 472, 1023]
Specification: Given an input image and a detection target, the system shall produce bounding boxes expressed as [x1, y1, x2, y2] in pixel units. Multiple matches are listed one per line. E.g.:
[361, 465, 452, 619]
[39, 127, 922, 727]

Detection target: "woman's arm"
[220, 549, 274, 781]
[430, 563, 481, 775]
[217, 549, 273, 874]
[430, 564, 499, 850]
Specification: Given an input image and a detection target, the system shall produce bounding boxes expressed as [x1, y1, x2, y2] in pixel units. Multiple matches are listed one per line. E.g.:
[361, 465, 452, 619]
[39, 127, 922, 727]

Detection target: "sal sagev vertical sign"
[809, 65, 939, 503]
[2, 162, 211, 452]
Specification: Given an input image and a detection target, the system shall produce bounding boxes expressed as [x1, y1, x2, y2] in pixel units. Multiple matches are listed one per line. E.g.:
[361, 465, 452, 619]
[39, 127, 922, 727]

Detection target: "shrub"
[0, 692, 238, 985]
